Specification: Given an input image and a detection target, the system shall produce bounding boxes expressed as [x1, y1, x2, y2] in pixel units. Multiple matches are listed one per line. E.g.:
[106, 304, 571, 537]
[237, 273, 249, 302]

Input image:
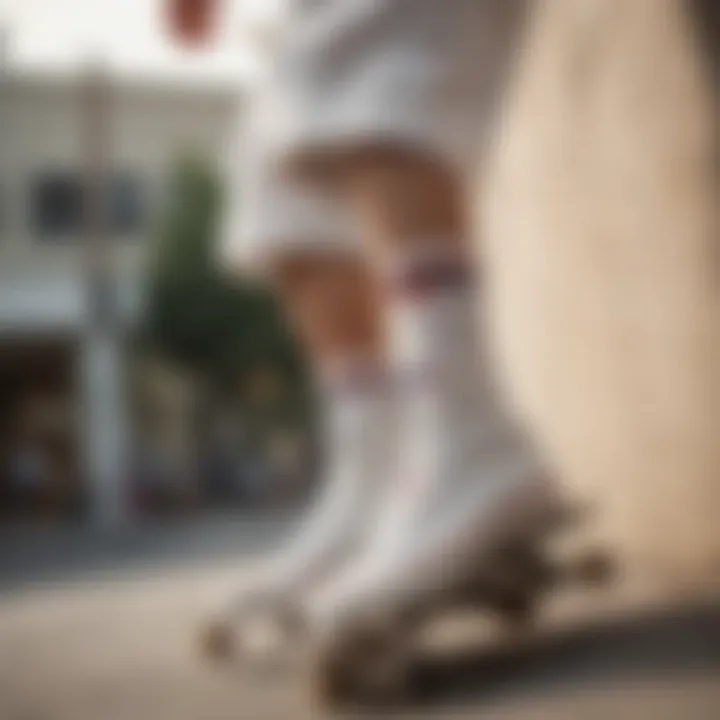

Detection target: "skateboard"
[309, 524, 613, 710]
[199, 597, 304, 668]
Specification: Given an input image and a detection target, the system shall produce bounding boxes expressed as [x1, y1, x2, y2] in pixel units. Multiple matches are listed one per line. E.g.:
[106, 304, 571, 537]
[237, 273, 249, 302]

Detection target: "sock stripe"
[321, 363, 391, 396]
[387, 257, 474, 298]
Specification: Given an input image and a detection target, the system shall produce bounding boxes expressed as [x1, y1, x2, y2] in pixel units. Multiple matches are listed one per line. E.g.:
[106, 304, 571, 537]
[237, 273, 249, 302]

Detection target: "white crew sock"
[240, 358, 396, 603]
[305, 250, 557, 622]
[376, 249, 545, 545]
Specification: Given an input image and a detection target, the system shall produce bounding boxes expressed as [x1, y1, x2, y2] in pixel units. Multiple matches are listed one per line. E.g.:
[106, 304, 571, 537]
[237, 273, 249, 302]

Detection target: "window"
[30, 171, 146, 239]
[31, 174, 84, 238]
[111, 173, 145, 235]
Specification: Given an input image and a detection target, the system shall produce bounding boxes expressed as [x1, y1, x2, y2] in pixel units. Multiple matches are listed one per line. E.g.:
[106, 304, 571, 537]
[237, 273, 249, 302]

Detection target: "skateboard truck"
[309, 521, 614, 710]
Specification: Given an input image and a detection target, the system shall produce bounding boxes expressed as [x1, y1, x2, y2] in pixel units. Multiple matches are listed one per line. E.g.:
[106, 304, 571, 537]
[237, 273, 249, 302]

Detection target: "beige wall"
[482, 0, 718, 589]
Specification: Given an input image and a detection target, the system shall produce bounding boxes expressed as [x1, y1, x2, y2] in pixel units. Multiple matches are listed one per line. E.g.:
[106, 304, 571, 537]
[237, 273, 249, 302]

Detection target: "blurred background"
[0, 0, 316, 527]
[0, 7, 332, 716]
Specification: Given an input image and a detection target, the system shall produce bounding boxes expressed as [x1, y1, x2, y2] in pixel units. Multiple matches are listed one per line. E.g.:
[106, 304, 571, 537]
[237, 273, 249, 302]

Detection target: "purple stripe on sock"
[322, 363, 391, 396]
[388, 257, 474, 298]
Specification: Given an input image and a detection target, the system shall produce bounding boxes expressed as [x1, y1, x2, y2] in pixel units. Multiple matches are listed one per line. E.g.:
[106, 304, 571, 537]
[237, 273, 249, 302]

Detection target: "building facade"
[0, 66, 241, 523]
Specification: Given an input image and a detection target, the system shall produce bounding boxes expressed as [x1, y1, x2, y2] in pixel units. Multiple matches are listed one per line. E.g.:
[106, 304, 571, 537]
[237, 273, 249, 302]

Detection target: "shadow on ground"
[0, 512, 297, 593]
[407, 600, 720, 710]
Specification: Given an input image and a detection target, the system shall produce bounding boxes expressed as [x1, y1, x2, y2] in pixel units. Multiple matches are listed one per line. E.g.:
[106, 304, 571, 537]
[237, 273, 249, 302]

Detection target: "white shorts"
[224, 0, 526, 266]
[269, 0, 527, 180]
[220, 87, 359, 271]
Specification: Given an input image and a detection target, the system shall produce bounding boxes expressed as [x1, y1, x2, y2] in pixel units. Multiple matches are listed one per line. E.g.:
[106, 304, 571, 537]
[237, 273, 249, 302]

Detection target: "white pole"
[80, 62, 128, 526]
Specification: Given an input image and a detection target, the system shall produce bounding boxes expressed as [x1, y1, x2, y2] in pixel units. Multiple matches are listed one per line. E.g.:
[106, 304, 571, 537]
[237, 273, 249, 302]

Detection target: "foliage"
[142, 155, 310, 414]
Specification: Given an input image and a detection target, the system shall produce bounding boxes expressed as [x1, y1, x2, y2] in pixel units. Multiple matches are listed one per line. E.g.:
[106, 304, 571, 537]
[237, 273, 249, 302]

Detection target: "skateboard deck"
[309, 533, 614, 710]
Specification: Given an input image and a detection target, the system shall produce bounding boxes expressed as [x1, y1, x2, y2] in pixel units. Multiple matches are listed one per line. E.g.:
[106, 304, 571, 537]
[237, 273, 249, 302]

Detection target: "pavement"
[0, 514, 719, 720]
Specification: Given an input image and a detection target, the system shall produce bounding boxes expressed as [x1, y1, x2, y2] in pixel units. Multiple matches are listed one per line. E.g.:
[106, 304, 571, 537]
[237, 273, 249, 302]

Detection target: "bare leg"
[267, 252, 386, 373]
[202, 251, 394, 663]
[302, 152, 558, 628]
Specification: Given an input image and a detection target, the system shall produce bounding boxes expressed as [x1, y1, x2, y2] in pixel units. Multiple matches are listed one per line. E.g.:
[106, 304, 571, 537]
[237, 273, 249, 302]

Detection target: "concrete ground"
[0, 515, 719, 720]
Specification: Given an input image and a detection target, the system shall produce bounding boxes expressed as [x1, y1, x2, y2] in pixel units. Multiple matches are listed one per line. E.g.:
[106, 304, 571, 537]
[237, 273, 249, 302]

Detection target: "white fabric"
[224, 374, 396, 620]
[262, 385, 394, 592]
[219, 85, 359, 271]
[222, 0, 528, 269]
[305, 261, 557, 626]
[378, 281, 541, 540]
[268, 0, 528, 177]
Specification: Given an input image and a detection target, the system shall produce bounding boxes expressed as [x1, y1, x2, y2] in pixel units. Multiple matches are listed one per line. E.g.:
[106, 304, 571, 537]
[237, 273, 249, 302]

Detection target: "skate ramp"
[413, 597, 720, 712]
[481, 0, 719, 585]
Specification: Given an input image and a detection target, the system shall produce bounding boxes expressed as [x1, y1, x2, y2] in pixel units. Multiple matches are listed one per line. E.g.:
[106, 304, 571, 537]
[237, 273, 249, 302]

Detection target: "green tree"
[142, 155, 312, 425]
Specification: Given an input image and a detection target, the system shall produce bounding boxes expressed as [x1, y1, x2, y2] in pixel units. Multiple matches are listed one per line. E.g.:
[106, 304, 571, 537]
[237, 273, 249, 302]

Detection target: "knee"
[324, 150, 467, 257]
[267, 252, 383, 354]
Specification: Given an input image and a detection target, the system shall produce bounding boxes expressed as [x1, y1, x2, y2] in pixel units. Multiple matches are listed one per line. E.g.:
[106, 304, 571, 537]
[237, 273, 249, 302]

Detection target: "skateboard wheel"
[312, 626, 372, 710]
[312, 616, 410, 710]
[199, 617, 235, 664]
[571, 551, 614, 585]
[498, 545, 557, 588]
[494, 590, 538, 627]
[201, 608, 304, 672]
[312, 642, 358, 709]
